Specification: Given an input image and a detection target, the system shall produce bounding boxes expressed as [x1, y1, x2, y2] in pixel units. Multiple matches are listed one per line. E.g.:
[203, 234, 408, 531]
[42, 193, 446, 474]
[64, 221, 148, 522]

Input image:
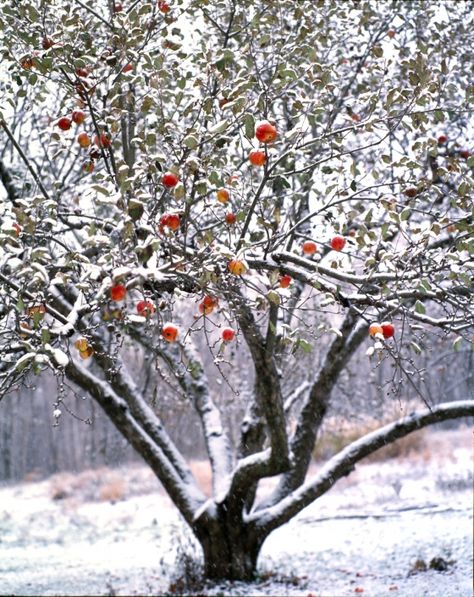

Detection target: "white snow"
[0, 428, 471, 596]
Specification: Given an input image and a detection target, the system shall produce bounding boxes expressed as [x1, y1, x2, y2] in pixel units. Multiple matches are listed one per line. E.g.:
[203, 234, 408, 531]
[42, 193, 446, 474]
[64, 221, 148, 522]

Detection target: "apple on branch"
[162, 323, 179, 342]
[255, 120, 278, 144]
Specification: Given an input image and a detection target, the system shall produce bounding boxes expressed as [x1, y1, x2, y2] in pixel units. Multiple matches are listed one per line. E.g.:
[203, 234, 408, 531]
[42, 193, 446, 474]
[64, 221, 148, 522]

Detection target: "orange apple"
[79, 346, 94, 359]
[249, 150, 266, 166]
[228, 259, 247, 275]
[110, 284, 126, 301]
[74, 337, 89, 352]
[302, 241, 317, 255]
[368, 322, 384, 338]
[216, 188, 230, 204]
[77, 132, 91, 148]
[279, 274, 292, 288]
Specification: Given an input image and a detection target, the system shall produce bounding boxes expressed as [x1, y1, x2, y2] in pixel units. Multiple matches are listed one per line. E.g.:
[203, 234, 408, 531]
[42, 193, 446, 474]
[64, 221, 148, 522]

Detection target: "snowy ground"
[0, 427, 472, 597]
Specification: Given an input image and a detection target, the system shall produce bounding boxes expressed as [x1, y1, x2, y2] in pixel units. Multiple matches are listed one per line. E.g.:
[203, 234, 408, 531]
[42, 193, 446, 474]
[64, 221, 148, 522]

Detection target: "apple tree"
[0, 0, 473, 580]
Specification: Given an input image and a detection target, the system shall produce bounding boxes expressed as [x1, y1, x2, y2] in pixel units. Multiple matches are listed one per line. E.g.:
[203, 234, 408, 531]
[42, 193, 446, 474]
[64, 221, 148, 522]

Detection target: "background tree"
[0, 0, 473, 581]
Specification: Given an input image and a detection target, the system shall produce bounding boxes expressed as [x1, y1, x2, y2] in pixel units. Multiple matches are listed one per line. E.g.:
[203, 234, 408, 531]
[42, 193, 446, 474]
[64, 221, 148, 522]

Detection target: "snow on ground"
[0, 428, 472, 597]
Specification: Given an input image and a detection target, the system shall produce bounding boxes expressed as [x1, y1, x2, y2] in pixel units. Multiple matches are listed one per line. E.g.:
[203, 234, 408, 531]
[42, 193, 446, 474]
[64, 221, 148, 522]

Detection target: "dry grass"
[189, 460, 212, 497]
[312, 418, 429, 463]
[50, 467, 129, 503]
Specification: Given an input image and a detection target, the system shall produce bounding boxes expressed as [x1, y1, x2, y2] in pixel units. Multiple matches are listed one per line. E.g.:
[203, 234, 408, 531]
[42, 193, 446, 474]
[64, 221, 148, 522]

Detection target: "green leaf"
[296, 338, 313, 353]
[400, 207, 411, 221]
[267, 290, 280, 306]
[92, 185, 110, 196]
[41, 328, 51, 345]
[243, 113, 255, 139]
[414, 300, 426, 314]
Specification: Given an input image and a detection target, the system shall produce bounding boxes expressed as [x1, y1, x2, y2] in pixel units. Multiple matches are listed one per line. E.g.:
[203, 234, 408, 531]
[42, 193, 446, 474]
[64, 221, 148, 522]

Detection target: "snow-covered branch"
[65, 359, 205, 524]
[250, 399, 474, 535]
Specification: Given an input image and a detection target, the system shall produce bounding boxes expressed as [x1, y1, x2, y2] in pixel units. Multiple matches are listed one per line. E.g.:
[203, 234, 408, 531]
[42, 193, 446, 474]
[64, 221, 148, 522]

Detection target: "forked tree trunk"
[195, 514, 265, 581]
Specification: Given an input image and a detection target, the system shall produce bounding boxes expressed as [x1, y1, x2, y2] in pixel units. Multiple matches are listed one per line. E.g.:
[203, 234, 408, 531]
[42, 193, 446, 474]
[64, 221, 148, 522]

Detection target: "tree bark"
[195, 514, 264, 581]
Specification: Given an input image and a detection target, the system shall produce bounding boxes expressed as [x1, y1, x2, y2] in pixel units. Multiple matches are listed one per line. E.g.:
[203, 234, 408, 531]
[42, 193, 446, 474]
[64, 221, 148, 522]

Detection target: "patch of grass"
[312, 418, 427, 463]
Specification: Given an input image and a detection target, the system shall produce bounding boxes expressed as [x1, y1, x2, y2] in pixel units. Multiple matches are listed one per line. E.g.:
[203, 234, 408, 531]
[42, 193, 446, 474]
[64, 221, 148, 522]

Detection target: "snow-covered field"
[0, 428, 472, 597]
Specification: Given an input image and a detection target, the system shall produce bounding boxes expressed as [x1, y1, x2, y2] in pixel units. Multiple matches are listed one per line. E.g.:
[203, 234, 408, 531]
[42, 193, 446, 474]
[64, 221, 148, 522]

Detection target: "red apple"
[403, 187, 418, 198]
[57, 117, 72, 131]
[42, 37, 55, 50]
[136, 300, 156, 316]
[158, 0, 170, 13]
[279, 274, 292, 288]
[221, 327, 235, 342]
[330, 235, 346, 251]
[82, 160, 95, 173]
[110, 284, 127, 301]
[12, 222, 21, 236]
[459, 149, 471, 159]
[162, 171, 179, 188]
[225, 212, 237, 225]
[113, 2, 123, 11]
[71, 110, 86, 125]
[94, 133, 111, 148]
[437, 134, 448, 145]
[381, 321, 395, 339]
[255, 121, 278, 144]
[75, 67, 90, 78]
[249, 150, 266, 166]
[122, 63, 133, 73]
[159, 213, 180, 233]
[162, 323, 179, 342]
[302, 241, 317, 255]
[198, 295, 218, 315]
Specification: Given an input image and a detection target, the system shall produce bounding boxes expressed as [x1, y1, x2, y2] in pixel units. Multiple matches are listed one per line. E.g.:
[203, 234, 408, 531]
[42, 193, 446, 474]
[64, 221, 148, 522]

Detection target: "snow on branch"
[65, 358, 206, 524]
[249, 400, 474, 534]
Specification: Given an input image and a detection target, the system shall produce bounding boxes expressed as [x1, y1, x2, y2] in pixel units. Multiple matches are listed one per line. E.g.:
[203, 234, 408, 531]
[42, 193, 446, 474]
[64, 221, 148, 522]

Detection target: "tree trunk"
[196, 514, 264, 581]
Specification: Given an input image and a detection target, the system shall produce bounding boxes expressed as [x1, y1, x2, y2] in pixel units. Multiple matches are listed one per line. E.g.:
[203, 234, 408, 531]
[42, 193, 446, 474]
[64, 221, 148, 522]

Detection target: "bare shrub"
[99, 475, 126, 503]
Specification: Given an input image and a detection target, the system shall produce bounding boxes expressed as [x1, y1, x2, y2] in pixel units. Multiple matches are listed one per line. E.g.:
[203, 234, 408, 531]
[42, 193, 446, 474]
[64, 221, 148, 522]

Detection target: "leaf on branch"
[243, 113, 255, 139]
[414, 300, 426, 314]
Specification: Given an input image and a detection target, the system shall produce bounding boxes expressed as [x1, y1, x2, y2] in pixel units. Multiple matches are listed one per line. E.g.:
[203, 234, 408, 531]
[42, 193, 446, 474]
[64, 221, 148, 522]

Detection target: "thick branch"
[65, 359, 205, 524]
[261, 310, 366, 508]
[249, 400, 474, 535]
